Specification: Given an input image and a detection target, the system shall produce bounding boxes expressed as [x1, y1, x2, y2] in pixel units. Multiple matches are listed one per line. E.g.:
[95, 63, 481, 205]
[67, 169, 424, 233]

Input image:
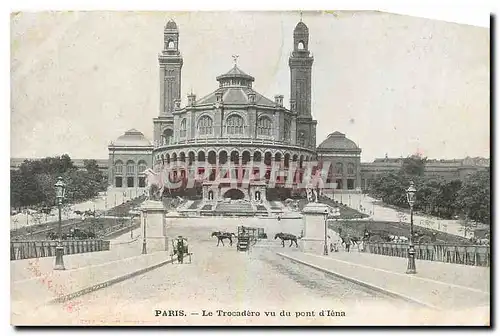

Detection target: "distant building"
[359, 156, 490, 191]
[316, 131, 362, 191]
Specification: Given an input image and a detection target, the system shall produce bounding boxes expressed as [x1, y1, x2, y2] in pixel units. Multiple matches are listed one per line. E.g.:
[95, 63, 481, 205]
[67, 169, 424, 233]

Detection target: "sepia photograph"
[9, 7, 491, 327]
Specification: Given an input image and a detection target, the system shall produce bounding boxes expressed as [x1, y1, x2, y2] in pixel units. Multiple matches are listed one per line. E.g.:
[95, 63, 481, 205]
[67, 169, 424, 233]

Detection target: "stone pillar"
[300, 202, 329, 255]
[140, 200, 168, 253]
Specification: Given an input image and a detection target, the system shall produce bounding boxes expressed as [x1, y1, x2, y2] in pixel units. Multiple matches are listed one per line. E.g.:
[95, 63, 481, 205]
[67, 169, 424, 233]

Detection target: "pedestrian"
[345, 235, 351, 252]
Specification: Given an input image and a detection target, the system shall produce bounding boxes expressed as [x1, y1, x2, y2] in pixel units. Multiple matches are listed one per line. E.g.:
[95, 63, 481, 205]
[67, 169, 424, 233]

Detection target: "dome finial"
[300, 11, 303, 22]
[232, 54, 239, 66]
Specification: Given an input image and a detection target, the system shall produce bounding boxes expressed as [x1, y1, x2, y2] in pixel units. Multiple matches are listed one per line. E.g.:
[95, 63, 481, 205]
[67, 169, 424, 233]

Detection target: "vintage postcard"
[10, 10, 490, 326]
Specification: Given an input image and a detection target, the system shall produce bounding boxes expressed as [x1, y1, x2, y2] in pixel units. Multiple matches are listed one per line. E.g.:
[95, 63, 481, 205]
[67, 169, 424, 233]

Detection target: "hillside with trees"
[369, 155, 490, 225]
[10, 155, 108, 210]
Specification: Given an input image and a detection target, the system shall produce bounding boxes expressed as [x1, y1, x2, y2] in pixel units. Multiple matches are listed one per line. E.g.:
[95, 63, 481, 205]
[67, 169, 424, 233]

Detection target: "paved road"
[327, 192, 475, 237]
[32, 222, 419, 326]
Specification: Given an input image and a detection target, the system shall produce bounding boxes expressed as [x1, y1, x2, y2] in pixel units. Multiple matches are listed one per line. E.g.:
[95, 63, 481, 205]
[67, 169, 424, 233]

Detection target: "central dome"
[216, 65, 255, 84]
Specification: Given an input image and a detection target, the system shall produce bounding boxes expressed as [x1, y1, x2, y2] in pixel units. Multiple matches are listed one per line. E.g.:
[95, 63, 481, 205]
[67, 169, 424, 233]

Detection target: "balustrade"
[364, 242, 490, 267]
[10, 240, 111, 261]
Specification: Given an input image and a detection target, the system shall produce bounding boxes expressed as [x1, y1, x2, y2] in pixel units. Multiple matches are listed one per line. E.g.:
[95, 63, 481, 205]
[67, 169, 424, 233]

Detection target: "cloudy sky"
[10, 11, 489, 162]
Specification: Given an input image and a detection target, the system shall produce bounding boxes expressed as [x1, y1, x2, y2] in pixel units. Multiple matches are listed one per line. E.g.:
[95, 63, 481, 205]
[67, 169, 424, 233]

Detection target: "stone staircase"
[214, 202, 255, 216]
[268, 201, 285, 215]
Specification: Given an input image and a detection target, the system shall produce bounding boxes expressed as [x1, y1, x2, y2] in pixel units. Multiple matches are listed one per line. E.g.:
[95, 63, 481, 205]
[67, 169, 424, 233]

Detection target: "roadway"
[46, 222, 416, 326]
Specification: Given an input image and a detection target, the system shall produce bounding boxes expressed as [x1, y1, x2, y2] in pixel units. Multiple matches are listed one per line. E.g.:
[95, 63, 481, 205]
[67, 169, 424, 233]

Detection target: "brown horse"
[211, 231, 236, 247]
[274, 232, 299, 248]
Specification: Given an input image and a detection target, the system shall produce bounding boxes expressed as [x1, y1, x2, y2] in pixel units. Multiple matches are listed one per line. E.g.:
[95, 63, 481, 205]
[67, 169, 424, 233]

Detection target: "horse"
[46, 231, 57, 240]
[143, 168, 165, 201]
[274, 232, 299, 248]
[211, 231, 235, 247]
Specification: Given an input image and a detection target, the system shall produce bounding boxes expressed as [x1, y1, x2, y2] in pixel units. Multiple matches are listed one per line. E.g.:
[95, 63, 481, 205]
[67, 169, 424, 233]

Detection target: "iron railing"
[10, 240, 110, 261]
[364, 242, 490, 267]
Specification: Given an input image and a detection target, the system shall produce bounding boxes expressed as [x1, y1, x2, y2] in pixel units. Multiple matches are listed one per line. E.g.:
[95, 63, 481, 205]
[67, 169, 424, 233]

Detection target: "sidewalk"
[277, 250, 490, 311]
[11, 241, 171, 320]
[11, 240, 142, 282]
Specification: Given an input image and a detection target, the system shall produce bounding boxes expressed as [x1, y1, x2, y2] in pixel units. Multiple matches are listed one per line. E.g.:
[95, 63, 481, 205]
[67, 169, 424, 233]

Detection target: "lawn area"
[13, 216, 137, 240]
[106, 195, 146, 217]
[11, 195, 146, 240]
[328, 220, 472, 245]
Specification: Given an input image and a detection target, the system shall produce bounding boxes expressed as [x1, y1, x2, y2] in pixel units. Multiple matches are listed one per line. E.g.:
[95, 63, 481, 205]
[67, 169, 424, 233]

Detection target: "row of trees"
[369, 155, 490, 225]
[11, 155, 108, 210]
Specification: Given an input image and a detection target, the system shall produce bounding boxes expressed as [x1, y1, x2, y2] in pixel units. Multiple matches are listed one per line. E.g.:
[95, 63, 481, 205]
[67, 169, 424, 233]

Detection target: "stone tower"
[159, 19, 183, 115]
[289, 19, 317, 150]
[154, 19, 183, 148]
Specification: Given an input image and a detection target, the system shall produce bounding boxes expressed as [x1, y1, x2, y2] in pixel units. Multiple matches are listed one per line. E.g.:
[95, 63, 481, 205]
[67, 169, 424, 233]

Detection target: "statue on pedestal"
[143, 168, 165, 201]
[306, 186, 318, 203]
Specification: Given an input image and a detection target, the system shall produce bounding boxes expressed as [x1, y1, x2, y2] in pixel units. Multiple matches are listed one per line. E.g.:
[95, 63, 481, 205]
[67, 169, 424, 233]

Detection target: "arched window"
[138, 161, 148, 187]
[336, 162, 344, 175]
[114, 160, 123, 175]
[298, 131, 306, 147]
[283, 119, 291, 141]
[347, 163, 355, 175]
[180, 118, 187, 138]
[126, 160, 135, 175]
[162, 129, 173, 145]
[298, 41, 305, 50]
[167, 40, 175, 49]
[257, 116, 272, 136]
[198, 116, 213, 136]
[138, 161, 147, 174]
[226, 114, 244, 135]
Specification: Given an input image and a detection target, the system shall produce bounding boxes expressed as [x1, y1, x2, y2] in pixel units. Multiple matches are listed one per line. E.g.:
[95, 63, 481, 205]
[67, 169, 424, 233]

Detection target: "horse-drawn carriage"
[236, 226, 265, 252]
[170, 236, 192, 264]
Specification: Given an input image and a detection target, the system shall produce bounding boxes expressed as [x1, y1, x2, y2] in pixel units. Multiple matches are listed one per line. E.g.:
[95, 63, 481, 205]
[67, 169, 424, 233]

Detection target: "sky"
[10, 10, 490, 162]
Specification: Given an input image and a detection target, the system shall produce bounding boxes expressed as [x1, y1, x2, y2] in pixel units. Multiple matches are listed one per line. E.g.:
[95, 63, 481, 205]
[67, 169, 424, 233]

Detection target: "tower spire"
[300, 11, 303, 22]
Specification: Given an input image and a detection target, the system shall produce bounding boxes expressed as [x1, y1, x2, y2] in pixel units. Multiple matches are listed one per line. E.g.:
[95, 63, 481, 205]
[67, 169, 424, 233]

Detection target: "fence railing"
[364, 242, 490, 267]
[10, 240, 110, 261]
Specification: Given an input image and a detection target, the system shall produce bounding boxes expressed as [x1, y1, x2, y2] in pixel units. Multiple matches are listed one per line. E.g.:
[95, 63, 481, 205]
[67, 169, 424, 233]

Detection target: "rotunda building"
[108, 129, 153, 189]
[151, 19, 318, 203]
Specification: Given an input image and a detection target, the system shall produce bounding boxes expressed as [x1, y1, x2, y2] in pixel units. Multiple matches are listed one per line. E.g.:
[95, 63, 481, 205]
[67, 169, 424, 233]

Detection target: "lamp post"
[323, 209, 329, 256]
[142, 212, 147, 254]
[406, 181, 417, 274]
[130, 214, 136, 239]
[54, 176, 66, 271]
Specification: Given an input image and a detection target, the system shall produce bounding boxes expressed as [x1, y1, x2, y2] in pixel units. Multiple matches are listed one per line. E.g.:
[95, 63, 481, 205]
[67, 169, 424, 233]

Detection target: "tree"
[401, 154, 427, 176]
[457, 216, 477, 238]
[456, 169, 490, 225]
[368, 165, 490, 225]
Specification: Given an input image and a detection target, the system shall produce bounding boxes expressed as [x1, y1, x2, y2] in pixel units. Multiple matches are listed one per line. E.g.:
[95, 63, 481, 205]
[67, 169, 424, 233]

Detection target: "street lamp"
[130, 214, 136, 239]
[54, 176, 66, 271]
[406, 181, 417, 274]
[142, 212, 147, 254]
[323, 209, 329, 255]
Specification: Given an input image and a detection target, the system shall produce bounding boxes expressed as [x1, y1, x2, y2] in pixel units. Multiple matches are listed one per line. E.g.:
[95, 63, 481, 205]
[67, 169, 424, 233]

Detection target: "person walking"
[359, 239, 364, 252]
[345, 234, 351, 252]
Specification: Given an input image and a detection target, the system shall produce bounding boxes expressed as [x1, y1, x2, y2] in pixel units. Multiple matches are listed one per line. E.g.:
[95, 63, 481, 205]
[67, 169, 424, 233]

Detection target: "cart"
[236, 226, 266, 252]
[170, 236, 192, 264]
